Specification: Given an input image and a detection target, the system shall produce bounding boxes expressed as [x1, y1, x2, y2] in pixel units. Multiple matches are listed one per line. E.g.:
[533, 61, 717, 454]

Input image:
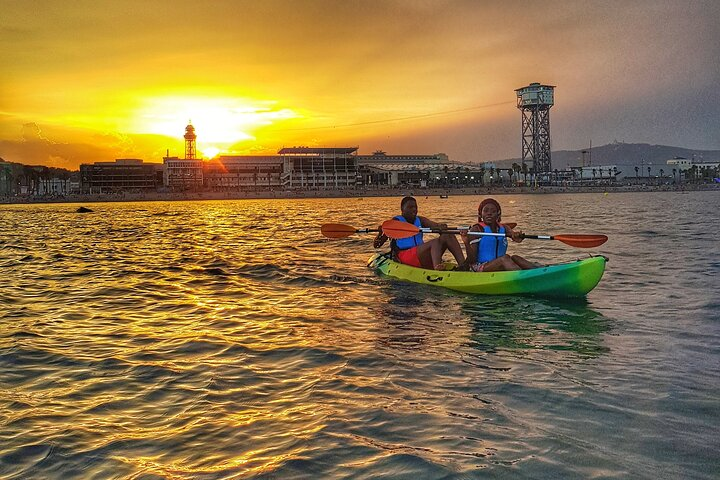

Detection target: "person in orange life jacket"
[374, 196, 465, 270]
[460, 198, 539, 272]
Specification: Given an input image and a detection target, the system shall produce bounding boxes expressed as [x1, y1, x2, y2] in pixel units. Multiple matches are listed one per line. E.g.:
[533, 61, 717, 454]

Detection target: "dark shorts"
[396, 246, 422, 267]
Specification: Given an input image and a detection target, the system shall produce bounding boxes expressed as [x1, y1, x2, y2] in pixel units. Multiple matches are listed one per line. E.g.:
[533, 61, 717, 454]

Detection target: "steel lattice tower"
[515, 83, 555, 174]
[184, 123, 197, 159]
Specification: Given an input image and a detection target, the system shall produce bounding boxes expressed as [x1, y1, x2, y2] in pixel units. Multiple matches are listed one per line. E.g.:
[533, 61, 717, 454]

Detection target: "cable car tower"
[515, 83, 555, 173]
[184, 122, 197, 159]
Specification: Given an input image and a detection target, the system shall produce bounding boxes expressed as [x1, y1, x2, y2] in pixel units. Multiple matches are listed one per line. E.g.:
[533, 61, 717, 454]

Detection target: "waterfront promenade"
[1, 183, 718, 205]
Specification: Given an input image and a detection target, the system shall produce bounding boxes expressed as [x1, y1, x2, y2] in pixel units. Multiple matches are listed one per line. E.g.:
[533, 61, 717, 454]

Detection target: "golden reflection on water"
[8, 195, 717, 478]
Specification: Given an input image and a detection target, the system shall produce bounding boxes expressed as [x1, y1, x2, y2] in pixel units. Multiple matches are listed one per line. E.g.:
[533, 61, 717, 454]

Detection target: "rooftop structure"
[357, 152, 449, 165]
[278, 147, 357, 155]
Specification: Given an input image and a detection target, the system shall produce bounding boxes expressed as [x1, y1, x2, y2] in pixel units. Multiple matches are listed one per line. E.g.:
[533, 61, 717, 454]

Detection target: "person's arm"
[419, 216, 447, 230]
[504, 224, 524, 243]
[373, 225, 388, 248]
[461, 225, 480, 264]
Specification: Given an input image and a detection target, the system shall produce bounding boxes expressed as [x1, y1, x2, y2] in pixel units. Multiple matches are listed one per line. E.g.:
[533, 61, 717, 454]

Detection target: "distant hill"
[493, 142, 720, 169]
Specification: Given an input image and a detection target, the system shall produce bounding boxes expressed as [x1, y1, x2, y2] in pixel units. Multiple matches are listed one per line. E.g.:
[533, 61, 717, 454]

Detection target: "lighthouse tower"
[184, 123, 197, 160]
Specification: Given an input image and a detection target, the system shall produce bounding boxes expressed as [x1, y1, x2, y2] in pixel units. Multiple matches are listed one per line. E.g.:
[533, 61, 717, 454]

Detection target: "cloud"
[0, 119, 177, 169]
[22, 122, 49, 142]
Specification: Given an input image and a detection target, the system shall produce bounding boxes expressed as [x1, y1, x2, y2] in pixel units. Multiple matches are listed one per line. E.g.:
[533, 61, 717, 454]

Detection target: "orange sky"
[1, 0, 718, 169]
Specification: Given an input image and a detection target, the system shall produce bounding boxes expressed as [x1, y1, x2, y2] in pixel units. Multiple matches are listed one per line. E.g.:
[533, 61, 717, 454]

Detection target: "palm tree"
[489, 167, 495, 185]
[61, 170, 71, 194]
[40, 166, 50, 195]
[521, 163, 528, 184]
[1, 164, 12, 195]
[672, 168, 677, 184]
[478, 166, 485, 186]
[659, 168, 665, 185]
[512, 163, 521, 185]
[21, 166, 34, 194]
[635, 166, 639, 183]
[647, 166, 651, 182]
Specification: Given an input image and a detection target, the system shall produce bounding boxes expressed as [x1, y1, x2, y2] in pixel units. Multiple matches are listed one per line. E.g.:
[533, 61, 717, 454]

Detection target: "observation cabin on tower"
[184, 123, 197, 160]
[515, 83, 555, 174]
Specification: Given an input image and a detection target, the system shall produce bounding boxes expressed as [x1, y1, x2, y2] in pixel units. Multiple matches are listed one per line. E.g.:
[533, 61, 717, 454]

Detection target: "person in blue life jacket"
[460, 198, 539, 272]
[374, 196, 465, 270]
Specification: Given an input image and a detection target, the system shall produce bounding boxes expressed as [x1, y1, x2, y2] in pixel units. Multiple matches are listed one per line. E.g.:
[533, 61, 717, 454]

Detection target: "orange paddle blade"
[554, 234, 608, 248]
[321, 223, 360, 238]
[381, 219, 421, 239]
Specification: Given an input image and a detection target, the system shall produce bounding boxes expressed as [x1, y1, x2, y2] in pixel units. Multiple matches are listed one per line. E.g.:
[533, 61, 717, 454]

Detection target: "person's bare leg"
[511, 255, 540, 269]
[430, 238, 446, 269]
[416, 242, 436, 269]
[481, 255, 521, 272]
[438, 233, 465, 265]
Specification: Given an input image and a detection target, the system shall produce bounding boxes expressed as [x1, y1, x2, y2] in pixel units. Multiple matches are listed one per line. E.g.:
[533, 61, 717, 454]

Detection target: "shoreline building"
[279, 147, 358, 189]
[205, 147, 358, 190]
[205, 155, 284, 190]
[79, 159, 163, 194]
[666, 156, 720, 183]
[356, 151, 496, 188]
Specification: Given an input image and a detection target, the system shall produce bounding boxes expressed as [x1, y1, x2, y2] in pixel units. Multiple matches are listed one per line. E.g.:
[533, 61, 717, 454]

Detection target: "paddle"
[380, 219, 607, 248]
[319, 221, 514, 240]
[321, 223, 380, 238]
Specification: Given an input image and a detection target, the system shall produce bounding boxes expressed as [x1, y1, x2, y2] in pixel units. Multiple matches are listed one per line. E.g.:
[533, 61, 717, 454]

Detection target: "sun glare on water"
[133, 96, 298, 154]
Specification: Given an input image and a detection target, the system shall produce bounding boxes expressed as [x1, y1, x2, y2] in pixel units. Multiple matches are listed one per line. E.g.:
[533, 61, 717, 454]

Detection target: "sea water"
[1, 191, 718, 479]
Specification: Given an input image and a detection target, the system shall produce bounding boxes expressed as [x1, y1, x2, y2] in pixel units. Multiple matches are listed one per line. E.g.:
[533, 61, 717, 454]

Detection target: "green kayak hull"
[368, 254, 607, 297]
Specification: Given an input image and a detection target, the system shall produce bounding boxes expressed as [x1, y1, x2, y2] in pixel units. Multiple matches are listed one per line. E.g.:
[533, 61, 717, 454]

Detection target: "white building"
[163, 157, 204, 190]
[666, 156, 719, 171]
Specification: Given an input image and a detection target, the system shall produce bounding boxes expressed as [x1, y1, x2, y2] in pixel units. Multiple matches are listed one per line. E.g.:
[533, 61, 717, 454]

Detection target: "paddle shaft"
[410, 227, 508, 237]
[380, 220, 607, 248]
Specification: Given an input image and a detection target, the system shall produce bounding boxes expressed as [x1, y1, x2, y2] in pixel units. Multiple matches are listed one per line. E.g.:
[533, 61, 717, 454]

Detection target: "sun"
[131, 95, 298, 154]
[202, 146, 220, 159]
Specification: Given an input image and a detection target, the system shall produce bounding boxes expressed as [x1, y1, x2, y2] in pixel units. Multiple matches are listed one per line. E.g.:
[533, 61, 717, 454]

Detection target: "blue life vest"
[476, 222, 508, 263]
[392, 215, 423, 250]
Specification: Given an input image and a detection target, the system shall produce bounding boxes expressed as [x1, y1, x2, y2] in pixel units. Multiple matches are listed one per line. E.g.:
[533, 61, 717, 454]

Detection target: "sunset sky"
[1, 0, 718, 170]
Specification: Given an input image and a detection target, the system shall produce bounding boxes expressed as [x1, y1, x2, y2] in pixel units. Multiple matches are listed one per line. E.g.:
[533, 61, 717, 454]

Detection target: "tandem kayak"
[368, 253, 607, 298]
